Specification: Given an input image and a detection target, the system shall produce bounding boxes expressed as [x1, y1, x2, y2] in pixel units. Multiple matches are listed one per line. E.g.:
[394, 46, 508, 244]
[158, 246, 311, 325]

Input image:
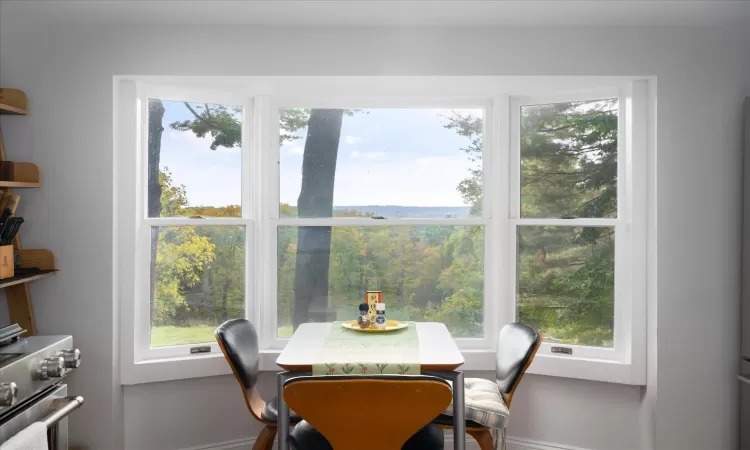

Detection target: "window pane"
[278, 225, 484, 337]
[147, 99, 242, 218]
[517, 226, 614, 348]
[520, 99, 618, 218]
[279, 108, 484, 218]
[150, 226, 245, 347]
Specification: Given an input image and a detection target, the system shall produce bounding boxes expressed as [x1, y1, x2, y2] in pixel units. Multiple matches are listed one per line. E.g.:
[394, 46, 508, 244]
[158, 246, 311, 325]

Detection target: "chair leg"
[467, 428, 495, 450]
[253, 425, 277, 450]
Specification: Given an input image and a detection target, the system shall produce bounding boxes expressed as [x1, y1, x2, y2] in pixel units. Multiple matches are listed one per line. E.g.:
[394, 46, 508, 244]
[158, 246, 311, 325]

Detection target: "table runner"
[311, 321, 420, 376]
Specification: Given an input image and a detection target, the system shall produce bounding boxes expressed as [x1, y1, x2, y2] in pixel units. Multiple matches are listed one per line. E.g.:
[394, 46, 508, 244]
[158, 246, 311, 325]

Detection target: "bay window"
[118, 77, 650, 385]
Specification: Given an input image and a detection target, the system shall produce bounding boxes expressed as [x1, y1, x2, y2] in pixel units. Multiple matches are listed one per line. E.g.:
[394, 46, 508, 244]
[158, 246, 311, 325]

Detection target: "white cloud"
[344, 135, 363, 145]
[285, 144, 304, 155]
[329, 154, 471, 206]
[416, 156, 456, 166]
[166, 129, 240, 153]
[350, 151, 385, 160]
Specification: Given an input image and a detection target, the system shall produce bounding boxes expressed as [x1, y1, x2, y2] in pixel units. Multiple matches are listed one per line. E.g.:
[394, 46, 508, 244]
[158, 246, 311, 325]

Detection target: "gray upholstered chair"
[433, 323, 541, 450]
[215, 319, 302, 450]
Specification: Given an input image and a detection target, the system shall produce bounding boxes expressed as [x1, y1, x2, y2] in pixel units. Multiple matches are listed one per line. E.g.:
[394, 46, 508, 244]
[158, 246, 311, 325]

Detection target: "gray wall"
[0, 7, 747, 450]
[124, 372, 643, 450]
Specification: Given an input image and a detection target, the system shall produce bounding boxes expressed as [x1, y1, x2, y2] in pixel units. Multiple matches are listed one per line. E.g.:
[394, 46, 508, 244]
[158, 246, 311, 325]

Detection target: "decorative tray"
[341, 320, 408, 333]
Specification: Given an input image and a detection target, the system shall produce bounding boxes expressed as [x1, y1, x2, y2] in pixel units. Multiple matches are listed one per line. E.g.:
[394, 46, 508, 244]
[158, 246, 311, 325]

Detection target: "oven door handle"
[42, 396, 84, 428]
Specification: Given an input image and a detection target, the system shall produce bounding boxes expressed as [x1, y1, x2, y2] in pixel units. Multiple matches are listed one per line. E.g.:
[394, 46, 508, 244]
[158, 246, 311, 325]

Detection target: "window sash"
[509, 88, 630, 363]
[262, 99, 497, 350]
[269, 98, 494, 221]
[134, 85, 255, 361]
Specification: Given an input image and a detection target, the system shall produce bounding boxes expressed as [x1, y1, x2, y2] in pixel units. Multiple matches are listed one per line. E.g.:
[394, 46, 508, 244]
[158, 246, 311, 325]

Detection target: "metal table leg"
[424, 370, 466, 450]
[452, 371, 466, 450]
[277, 372, 290, 450]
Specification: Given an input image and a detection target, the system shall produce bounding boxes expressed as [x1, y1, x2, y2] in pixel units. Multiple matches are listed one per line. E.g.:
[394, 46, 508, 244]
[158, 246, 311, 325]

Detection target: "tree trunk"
[148, 100, 165, 323]
[293, 109, 344, 328]
[221, 279, 231, 322]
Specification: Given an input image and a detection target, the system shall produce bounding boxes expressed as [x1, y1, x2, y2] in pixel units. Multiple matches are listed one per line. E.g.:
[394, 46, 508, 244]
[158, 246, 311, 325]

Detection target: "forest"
[148, 98, 617, 349]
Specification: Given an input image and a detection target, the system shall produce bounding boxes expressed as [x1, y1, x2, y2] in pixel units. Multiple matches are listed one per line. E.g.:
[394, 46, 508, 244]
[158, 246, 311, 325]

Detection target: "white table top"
[276, 322, 465, 371]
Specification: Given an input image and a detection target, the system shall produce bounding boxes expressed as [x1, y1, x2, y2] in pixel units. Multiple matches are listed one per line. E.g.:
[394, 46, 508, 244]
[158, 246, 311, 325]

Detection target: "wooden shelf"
[0, 89, 27, 115]
[0, 162, 40, 188]
[17, 249, 56, 271]
[0, 270, 56, 289]
[0, 89, 54, 337]
[0, 181, 40, 188]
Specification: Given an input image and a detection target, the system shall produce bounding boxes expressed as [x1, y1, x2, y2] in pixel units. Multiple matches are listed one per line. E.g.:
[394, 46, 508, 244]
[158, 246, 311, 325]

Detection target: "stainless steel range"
[0, 326, 82, 449]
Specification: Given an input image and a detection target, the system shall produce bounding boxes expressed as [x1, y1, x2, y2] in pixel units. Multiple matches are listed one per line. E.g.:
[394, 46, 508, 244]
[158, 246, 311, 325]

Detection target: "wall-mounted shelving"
[0, 89, 27, 115]
[0, 270, 57, 290]
[0, 162, 41, 188]
[0, 88, 57, 335]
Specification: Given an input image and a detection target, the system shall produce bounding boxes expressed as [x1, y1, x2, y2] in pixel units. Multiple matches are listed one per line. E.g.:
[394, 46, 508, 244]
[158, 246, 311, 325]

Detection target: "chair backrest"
[495, 323, 541, 406]
[215, 319, 264, 421]
[284, 375, 452, 450]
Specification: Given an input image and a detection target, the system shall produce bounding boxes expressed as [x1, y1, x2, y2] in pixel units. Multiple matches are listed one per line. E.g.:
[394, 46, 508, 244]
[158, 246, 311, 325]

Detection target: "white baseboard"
[181, 433, 595, 450]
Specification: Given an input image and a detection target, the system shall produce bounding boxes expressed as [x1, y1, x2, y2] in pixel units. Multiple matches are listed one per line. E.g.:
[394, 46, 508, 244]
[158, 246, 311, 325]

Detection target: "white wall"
[0, 8, 747, 450]
[124, 372, 643, 450]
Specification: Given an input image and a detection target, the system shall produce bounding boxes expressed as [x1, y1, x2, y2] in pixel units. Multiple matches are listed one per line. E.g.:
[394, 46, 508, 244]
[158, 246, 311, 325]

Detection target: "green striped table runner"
[311, 321, 420, 376]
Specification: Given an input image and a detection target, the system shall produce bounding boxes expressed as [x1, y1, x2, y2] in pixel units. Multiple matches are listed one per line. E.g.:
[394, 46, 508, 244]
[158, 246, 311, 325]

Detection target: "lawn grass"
[151, 324, 297, 347]
[151, 325, 216, 347]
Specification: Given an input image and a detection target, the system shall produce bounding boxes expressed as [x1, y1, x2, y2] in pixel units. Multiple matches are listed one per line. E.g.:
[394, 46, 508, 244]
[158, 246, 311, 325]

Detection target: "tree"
[516, 100, 618, 346]
[152, 226, 215, 324]
[159, 169, 188, 216]
[293, 109, 344, 326]
[167, 104, 345, 329]
[443, 112, 483, 215]
[207, 227, 244, 322]
[148, 99, 165, 323]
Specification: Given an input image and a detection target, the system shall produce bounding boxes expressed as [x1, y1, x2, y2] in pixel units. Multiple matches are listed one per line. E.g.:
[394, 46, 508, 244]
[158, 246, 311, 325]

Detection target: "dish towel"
[0, 422, 47, 450]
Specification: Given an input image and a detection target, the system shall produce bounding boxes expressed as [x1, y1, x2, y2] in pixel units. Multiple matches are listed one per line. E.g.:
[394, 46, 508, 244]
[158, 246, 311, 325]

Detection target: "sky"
[157, 102, 481, 209]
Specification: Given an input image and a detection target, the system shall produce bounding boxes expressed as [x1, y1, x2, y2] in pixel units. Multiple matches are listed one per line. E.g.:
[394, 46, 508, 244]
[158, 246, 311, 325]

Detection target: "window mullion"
[143, 218, 251, 226]
[244, 95, 256, 327]
[273, 218, 487, 227]
[491, 94, 512, 343]
[257, 95, 276, 349]
[513, 218, 619, 227]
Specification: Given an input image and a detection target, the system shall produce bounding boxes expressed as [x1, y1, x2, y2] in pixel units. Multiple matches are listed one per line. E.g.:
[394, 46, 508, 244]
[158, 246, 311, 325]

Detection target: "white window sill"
[121, 349, 645, 386]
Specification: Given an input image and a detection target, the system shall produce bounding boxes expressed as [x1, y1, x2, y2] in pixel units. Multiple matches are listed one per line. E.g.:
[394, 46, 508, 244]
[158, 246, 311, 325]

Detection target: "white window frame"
[510, 87, 625, 363]
[131, 84, 256, 363]
[507, 83, 649, 383]
[117, 76, 651, 386]
[261, 95, 497, 351]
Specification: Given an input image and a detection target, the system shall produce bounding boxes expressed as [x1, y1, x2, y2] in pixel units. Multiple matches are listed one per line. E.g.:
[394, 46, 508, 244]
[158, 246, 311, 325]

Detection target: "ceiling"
[2, 0, 750, 27]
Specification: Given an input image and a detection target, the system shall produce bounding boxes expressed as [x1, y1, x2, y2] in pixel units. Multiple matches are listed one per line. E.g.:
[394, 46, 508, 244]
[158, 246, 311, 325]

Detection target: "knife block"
[0, 245, 14, 279]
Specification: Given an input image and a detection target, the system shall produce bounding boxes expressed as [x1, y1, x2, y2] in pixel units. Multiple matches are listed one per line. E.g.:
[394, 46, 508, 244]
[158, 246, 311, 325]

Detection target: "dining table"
[275, 321, 467, 450]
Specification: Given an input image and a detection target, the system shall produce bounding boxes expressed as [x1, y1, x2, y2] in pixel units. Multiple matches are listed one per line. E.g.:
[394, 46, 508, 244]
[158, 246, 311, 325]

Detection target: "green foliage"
[153, 226, 215, 324]
[516, 100, 618, 347]
[154, 102, 618, 347]
[170, 103, 243, 150]
[159, 168, 188, 215]
[443, 112, 483, 216]
[280, 109, 311, 145]
[277, 225, 484, 337]
[152, 172, 244, 328]
[520, 100, 618, 220]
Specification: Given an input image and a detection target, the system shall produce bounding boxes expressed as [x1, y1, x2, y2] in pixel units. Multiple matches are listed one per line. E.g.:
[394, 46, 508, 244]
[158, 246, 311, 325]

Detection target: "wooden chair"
[433, 323, 541, 450]
[283, 375, 452, 450]
[215, 319, 301, 450]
